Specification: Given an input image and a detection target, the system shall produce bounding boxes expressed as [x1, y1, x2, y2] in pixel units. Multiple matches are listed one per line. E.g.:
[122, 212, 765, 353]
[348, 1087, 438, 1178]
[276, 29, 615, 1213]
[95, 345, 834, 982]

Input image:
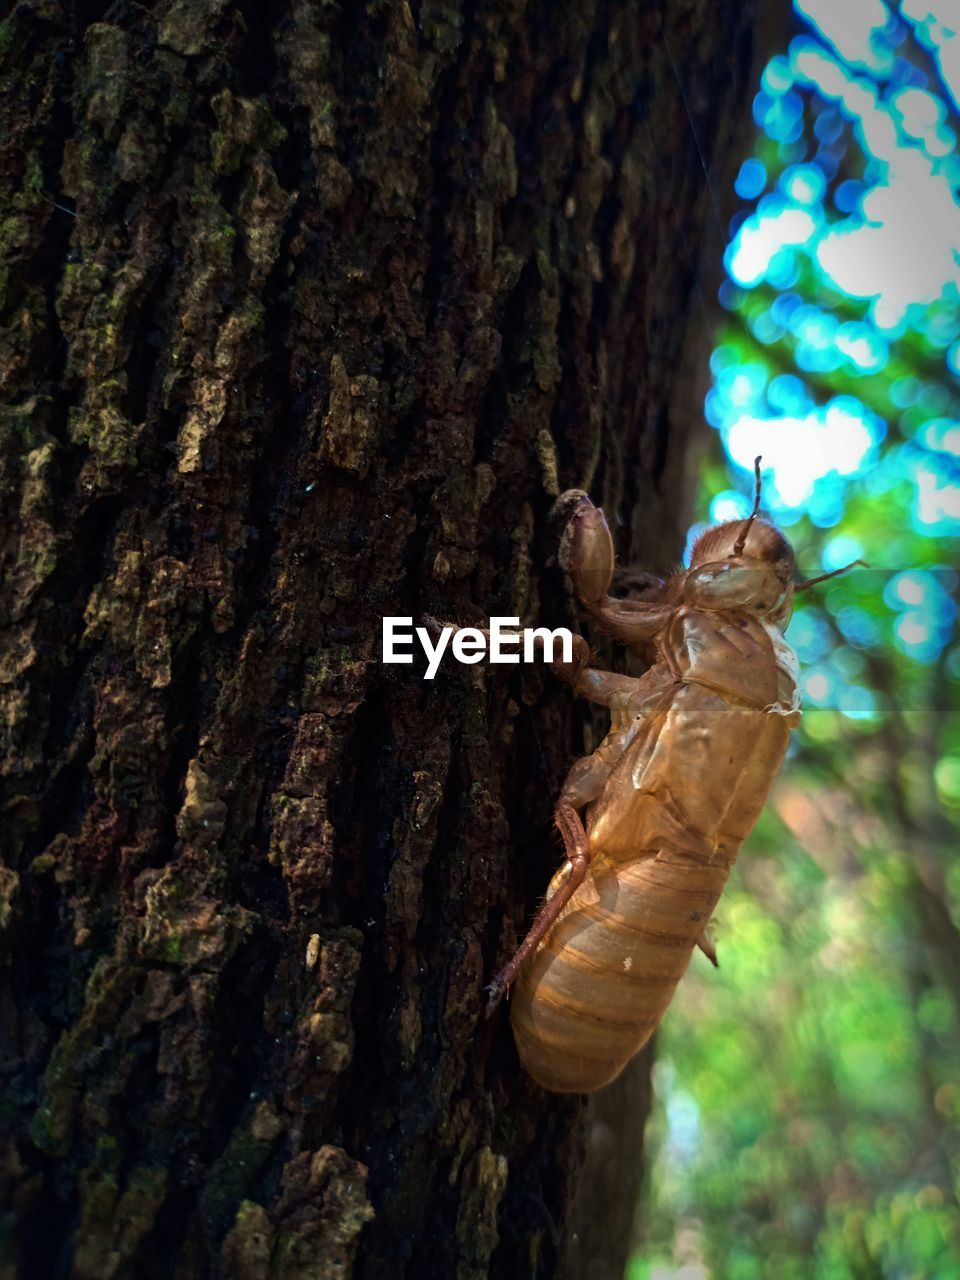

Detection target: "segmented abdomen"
[510, 849, 729, 1092]
[510, 685, 793, 1093]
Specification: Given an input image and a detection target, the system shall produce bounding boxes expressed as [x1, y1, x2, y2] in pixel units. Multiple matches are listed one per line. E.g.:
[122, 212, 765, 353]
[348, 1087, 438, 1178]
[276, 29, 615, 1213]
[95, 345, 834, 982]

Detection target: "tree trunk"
[1, 3, 764, 1277]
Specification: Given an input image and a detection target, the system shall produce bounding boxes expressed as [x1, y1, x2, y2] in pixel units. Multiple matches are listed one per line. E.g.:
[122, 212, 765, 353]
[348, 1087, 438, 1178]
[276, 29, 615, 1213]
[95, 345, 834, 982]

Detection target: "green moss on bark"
[0, 0, 770, 1276]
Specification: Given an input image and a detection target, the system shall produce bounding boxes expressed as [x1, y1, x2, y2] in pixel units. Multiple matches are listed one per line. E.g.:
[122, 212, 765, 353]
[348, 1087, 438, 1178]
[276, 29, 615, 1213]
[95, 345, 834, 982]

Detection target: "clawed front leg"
[557, 489, 673, 647]
[423, 493, 666, 684]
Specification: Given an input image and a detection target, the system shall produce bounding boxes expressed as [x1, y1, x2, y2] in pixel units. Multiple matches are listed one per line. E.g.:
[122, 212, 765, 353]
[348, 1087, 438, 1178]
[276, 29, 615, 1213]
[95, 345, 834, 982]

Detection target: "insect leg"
[485, 796, 591, 1015]
[486, 675, 664, 1014]
[557, 491, 673, 645]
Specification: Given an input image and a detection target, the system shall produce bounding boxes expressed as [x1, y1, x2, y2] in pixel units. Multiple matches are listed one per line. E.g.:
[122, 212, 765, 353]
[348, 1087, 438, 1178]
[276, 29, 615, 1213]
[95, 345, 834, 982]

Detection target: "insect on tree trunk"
[1, 2, 773, 1277]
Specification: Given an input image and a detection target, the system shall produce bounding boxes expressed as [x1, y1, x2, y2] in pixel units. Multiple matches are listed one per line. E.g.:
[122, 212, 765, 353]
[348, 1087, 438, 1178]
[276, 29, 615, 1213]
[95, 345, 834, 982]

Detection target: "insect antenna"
[794, 559, 869, 591]
[732, 455, 763, 556]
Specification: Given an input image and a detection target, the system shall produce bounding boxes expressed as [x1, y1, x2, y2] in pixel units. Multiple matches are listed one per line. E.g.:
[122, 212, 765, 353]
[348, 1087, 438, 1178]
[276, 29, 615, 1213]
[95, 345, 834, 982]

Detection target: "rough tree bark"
[1, 3, 767, 1277]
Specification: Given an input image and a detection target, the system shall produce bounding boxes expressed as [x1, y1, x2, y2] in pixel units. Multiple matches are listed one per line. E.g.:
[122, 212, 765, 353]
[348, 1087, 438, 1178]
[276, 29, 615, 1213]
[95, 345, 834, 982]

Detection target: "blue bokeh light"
[822, 534, 866, 571]
[735, 158, 768, 200]
[698, 0, 960, 712]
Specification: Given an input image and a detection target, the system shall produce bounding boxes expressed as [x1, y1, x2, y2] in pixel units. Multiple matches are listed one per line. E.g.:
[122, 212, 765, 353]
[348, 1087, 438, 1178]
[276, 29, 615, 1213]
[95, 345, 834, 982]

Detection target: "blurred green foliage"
[634, 760, 960, 1279]
[630, 3, 960, 1277]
